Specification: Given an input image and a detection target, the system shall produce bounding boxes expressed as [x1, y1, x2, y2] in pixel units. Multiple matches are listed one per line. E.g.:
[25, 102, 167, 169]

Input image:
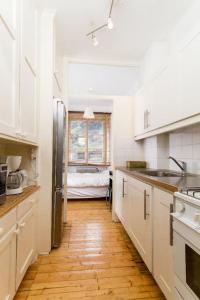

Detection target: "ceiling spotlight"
[107, 17, 114, 30]
[92, 34, 99, 46]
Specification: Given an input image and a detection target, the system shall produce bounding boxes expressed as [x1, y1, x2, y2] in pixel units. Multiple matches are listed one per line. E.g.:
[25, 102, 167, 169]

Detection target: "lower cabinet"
[115, 171, 153, 272]
[114, 171, 174, 299]
[0, 192, 38, 299]
[128, 177, 153, 272]
[16, 207, 36, 288]
[153, 188, 175, 299]
[0, 225, 17, 300]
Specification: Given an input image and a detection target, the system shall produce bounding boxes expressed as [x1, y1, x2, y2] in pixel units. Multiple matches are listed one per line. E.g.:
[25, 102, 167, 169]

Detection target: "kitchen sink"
[138, 170, 187, 177]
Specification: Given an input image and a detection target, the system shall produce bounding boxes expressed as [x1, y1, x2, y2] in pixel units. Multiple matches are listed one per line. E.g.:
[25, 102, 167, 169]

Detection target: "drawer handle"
[0, 228, 4, 236]
[20, 222, 26, 228]
[14, 228, 20, 235]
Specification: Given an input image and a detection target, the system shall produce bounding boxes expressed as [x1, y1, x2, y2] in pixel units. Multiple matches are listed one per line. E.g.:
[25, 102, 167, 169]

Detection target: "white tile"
[193, 144, 200, 160]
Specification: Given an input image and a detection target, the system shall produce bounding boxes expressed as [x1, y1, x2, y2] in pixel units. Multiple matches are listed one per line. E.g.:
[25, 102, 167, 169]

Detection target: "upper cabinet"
[0, 0, 38, 145]
[19, 0, 38, 143]
[0, 0, 19, 137]
[134, 8, 200, 139]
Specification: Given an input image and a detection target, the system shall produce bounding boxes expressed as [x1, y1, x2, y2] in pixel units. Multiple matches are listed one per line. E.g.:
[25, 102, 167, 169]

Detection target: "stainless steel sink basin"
[138, 170, 187, 177]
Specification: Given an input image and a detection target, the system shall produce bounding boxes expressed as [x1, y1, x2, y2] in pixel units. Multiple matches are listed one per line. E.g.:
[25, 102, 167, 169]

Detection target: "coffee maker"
[6, 156, 26, 195]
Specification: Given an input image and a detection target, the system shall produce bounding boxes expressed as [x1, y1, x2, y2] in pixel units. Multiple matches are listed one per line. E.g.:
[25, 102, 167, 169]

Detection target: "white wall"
[112, 96, 144, 167]
[68, 63, 139, 96]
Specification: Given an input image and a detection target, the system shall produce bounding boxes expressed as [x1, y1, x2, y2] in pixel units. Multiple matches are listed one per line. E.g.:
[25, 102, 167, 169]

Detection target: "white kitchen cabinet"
[153, 188, 175, 299]
[0, 209, 17, 300]
[16, 208, 35, 288]
[16, 192, 38, 288]
[19, 0, 38, 143]
[0, 0, 20, 138]
[114, 171, 124, 221]
[0, 191, 38, 298]
[128, 176, 153, 272]
[178, 32, 200, 120]
[0, 0, 38, 144]
[114, 171, 153, 272]
[114, 171, 129, 229]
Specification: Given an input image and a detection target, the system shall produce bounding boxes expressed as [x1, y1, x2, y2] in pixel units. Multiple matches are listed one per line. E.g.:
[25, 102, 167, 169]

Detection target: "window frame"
[68, 112, 111, 166]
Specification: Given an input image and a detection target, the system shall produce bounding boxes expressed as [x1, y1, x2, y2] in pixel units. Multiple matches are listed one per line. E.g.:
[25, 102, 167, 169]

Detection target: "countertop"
[0, 185, 40, 218]
[116, 167, 200, 193]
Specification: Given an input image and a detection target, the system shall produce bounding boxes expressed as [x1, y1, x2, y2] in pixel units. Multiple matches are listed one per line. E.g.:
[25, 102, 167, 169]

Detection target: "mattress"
[67, 170, 109, 188]
[67, 186, 108, 199]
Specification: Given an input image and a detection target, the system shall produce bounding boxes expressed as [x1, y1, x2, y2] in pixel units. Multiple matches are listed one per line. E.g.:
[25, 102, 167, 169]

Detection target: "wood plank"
[15, 200, 165, 300]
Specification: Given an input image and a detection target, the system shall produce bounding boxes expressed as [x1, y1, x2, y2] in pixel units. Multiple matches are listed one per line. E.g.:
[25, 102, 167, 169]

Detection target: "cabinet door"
[0, 0, 19, 137]
[128, 177, 153, 272]
[153, 188, 175, 299]
[16, 208, 35, 288]
[179, 32, 200, 120]
[19, 0, 38, 143]
[114, 171, 124, 221]
[0, 226, 17, 300]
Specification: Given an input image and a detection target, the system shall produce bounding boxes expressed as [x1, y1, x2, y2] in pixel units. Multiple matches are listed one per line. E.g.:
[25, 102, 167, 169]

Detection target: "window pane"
[69, 120, 86, 162]
[88, 121, 103, 135]
[70, 120, 86, 136]
[88, 121, 104, 163]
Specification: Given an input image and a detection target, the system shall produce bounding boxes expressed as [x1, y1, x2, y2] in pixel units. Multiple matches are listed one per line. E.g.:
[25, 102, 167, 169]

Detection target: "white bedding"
[67, 187, 108, 199]
[67, 170, 109, 188]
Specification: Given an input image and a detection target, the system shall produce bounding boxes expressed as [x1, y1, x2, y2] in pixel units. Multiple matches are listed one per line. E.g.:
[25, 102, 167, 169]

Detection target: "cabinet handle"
[29, 199, 35, 204]
[122, 178, 127, 198]
[144, 190, 149, 220]
[147, 110, 150, 128]
[14, 228, 20, 235]
[170, 203, 174, 246]
[144, 110, 146, 129]
[0, 227, 4, 237]
[20, 222, 26, 228]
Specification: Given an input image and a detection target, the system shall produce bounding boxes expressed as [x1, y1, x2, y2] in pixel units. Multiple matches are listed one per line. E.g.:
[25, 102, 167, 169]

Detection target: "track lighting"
[107, 17, 114, 30]
[86, 0, 115, 45]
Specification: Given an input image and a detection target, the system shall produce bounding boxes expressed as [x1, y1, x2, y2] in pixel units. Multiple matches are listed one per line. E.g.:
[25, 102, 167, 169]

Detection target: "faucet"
[168, 156, 187, 172]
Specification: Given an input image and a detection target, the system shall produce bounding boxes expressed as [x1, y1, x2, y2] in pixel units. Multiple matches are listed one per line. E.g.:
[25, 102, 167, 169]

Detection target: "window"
[68, 112, 111, 165]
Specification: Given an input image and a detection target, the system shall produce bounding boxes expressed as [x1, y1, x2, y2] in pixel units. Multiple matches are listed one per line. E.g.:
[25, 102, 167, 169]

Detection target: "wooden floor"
[15, 200, 165, 300]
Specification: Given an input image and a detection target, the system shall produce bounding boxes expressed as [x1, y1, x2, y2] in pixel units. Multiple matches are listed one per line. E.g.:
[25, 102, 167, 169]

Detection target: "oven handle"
[170, 203, 174, 246]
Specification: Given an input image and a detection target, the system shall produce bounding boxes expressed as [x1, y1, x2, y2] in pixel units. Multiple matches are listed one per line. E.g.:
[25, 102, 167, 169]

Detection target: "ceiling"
[38, 0, 195, 64]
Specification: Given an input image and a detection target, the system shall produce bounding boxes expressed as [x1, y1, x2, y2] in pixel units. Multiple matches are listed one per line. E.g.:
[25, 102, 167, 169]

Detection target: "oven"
[173, 193, 200, 300]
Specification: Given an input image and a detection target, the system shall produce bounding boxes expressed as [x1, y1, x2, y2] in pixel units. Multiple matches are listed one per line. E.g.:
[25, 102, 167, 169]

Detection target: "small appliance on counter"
[6, 156, 28, 195]
[0, 164, 8, 205]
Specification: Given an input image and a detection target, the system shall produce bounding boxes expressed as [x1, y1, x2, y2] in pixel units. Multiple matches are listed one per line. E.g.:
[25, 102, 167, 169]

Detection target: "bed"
[67, 168, 109, 199]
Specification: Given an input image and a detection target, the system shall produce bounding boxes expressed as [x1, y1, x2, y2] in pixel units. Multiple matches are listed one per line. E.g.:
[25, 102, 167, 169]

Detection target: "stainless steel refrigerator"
[52, 99, 66, 248]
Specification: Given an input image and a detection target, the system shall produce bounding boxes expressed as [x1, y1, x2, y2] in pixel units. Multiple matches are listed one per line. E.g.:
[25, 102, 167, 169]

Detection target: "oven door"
[174, 221, 200, 300]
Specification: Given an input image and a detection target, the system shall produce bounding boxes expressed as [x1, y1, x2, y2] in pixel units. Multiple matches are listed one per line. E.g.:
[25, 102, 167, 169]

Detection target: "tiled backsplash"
[144, 123, 200, 174]
[169, 123, 200, 173]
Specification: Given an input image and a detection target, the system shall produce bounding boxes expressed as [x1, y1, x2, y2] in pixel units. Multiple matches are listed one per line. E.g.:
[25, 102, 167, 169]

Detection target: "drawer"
[0, 208, 17, 239]
[17, 193, 38, 221]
